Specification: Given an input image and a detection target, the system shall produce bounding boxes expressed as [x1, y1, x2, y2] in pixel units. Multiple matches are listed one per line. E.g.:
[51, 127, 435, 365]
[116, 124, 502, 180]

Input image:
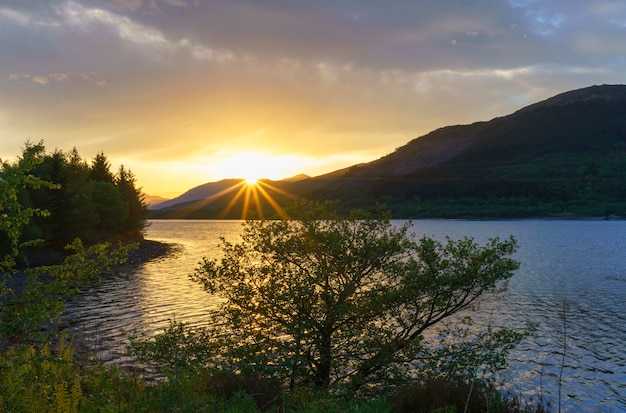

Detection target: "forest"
[0, 141, 148, 263]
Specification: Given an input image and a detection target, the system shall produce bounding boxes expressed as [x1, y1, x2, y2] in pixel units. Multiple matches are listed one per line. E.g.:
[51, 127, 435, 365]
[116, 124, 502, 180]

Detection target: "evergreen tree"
[92, 181, 128, 235]
[28, 150, 69, 249]
[116, 165, 148, 240]
[5, 142, 148, 250]
[90, 151, 115, 184]
[63, 148, 98, 244]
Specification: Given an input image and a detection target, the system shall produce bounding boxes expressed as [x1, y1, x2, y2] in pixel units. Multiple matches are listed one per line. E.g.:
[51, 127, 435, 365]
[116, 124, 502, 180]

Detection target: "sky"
[1, 1, 625, 197]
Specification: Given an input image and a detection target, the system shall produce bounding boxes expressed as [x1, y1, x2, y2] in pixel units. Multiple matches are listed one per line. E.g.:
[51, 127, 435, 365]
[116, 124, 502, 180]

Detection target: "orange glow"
[210, 152, 299, 184]
[165, 179, 296, 220]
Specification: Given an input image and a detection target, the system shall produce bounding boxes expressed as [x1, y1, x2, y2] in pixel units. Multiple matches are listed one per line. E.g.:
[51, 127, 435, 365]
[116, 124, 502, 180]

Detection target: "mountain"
[143, 193, 170, 208]
[294, 84, 626, 217]
[148, 178, 298, 219]
[282, 173, 311, 182]
[149, 179, 246, 210]
[151, 84, 626, 219]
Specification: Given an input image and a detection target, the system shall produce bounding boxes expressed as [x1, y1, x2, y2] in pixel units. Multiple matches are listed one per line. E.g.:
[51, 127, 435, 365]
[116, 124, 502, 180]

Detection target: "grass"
[0, 336, 553, 413]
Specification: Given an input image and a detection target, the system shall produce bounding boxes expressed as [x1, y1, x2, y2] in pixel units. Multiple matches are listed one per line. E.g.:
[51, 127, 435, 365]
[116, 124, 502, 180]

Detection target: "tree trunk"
[314, 330, 332, 387]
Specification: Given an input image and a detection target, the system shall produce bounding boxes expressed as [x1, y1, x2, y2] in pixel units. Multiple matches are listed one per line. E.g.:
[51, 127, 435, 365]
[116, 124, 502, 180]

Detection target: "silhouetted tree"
[61, 148, 98, 243]
[90, 151, 115, 184]
[116, 165, 148, 240]
[92, 181, 128, 235]
[0, 141, 54, 267]
[182, 202, 527, 392]
[10, 143, 148, 249]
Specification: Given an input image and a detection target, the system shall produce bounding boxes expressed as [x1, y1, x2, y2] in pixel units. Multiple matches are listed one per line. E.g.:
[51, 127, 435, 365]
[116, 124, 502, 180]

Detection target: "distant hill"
[150, 179, 244, 210]
[282, 174, 311, 182]
[151, 84, 626, 219]
[149, 178, 299, 219]
[143, 193, 170, 208]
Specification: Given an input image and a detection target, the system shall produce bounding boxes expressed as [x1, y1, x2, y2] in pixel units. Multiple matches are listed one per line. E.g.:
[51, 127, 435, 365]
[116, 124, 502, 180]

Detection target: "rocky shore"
[124, 239, 175, 265]
[3, 239, 174, 297]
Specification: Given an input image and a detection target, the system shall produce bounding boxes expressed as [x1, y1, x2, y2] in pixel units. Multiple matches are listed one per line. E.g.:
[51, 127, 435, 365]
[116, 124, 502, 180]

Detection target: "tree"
[116, 165, 148, 240]
[0, 141, 56, 269]
[92, 181, 128, 234]
[90, 151, 115, 184]
[37, 150, 69, 245]
[1, 143, 135, 344]
[63, 147, 98, 243]
[187, 202, 526, 392]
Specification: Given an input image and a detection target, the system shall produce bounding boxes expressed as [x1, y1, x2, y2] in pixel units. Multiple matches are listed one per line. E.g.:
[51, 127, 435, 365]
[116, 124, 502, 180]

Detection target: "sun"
[244, 176, 258, 185]
[213, 152, 300, 180]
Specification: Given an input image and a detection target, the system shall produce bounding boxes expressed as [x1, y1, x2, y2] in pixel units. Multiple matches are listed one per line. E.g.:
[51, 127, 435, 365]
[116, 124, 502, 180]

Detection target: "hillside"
[151, 84, 626, 219]
[150, 179, 245, 211]
[294, 84, 626, 218]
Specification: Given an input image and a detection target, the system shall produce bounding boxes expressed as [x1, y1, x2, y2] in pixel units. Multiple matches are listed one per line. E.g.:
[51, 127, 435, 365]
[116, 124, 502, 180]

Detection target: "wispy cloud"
[8, 71, 106, 87]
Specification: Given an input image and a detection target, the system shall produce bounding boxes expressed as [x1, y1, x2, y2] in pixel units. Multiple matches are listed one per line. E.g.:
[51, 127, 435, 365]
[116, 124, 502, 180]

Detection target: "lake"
[63, 219, 626, 412]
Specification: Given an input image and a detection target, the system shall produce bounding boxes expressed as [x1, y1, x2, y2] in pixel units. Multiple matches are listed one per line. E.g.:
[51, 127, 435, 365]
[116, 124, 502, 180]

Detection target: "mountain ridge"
[150, 84, 626, 218]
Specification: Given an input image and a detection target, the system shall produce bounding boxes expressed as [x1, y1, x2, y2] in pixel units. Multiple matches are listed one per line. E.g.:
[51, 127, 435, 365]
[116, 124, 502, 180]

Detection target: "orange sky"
[2, 1, 625, 197]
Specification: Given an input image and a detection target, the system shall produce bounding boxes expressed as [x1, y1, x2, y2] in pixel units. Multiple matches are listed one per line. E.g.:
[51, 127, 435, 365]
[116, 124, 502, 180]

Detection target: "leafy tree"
[183, 202, 526, 393]
[0, 141, 56, 269]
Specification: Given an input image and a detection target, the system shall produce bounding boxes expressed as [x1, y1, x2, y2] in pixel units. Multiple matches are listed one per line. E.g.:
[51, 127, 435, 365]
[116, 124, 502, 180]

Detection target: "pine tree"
[116, 165, 148, 240]
[90, 151, 115, 184]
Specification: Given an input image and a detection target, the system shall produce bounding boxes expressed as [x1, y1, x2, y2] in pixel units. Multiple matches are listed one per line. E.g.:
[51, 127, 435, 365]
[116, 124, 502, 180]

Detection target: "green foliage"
[0, 337, 82, 413]
[390, 378, 551, 413]
[1, 238, 135, 343]
[0, 348, 549, 413]
[285, 388, 391, 413]
[116, 165, 148, 239]
[1, 142, 139, 344]
[92, 181, 129, 234]
[180, 202, 526, 394]
[0, 141, 57, 271]
[128, 320, 217, 380]
[1, 142, 148, 259]
[90, 151, 115, 184]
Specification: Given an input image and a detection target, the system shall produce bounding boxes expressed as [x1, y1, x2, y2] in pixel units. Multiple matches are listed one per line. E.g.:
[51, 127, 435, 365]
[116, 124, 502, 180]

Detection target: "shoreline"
[3, 239, 175, 299]
[1, 239, 175, 352]
[123, 239, 175, 266]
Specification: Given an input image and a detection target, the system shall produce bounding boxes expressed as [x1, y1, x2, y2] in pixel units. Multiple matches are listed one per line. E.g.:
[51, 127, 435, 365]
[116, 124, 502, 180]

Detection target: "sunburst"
[166, 179, 297, 219]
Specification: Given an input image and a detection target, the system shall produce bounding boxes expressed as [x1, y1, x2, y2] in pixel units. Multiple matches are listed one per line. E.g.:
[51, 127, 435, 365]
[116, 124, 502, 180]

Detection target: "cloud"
[8, 71, 106, 87]
[107, 0, 196, 14]
[1, 0, 625, 195]
[31, 76, 49, 85]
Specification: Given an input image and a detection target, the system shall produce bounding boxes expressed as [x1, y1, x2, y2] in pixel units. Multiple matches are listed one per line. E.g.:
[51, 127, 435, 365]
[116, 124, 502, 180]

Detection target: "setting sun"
[207, 151, 304, 184]
[244, 177, 258, 186]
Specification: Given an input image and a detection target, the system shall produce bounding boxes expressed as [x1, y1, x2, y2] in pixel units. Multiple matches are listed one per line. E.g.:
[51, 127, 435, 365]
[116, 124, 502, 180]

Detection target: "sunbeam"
[164, 178, 299, 219]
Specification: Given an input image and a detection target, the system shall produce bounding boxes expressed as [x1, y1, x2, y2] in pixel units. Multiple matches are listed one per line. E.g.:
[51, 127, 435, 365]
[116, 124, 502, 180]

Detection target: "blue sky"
[1, 0, 625, 196]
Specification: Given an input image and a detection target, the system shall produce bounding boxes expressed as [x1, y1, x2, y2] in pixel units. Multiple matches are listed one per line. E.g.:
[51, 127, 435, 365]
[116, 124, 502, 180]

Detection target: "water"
[63, 219, 626, 412]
